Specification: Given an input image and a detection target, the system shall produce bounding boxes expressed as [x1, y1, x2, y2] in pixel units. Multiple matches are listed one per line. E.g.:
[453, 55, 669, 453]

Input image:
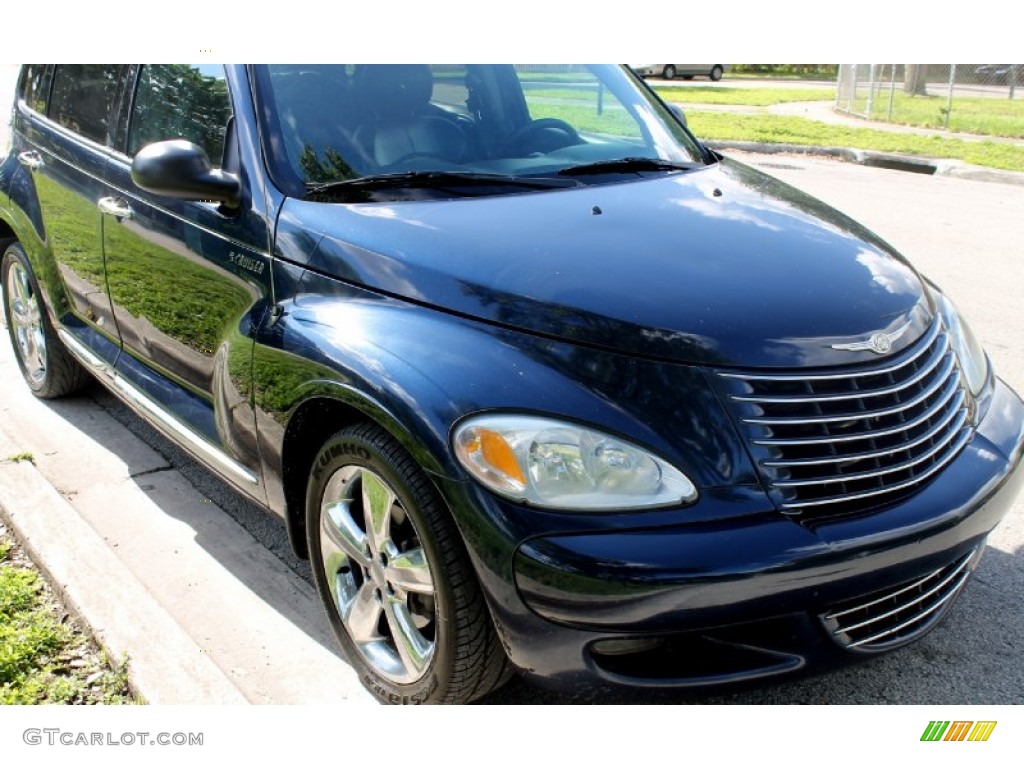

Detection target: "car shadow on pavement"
[37, 383, 351, 666]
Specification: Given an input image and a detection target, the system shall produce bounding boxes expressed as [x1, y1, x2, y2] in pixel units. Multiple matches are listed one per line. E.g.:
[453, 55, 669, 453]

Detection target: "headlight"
[931, 286, 989, 396]
[453, 415, 697, 511]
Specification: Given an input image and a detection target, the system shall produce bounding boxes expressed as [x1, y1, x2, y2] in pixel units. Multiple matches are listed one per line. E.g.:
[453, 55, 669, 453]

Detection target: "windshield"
[254, 64, 708, 198]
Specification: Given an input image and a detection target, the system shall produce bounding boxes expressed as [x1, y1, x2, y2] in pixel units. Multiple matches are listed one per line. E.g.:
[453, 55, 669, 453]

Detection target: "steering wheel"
[499, 118, 581, 156]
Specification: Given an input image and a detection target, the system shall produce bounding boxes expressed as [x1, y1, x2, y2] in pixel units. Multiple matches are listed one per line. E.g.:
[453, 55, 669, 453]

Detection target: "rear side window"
[18, 65, 53, 114]
[128, 65, 232, 165]
[430, 65, 471, 116]
[49, 65, 128, 145]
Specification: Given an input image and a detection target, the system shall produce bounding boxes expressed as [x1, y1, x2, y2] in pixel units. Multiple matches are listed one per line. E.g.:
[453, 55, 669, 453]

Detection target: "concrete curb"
[0, 458, 247, 704]
[707, 140, 1024, 187]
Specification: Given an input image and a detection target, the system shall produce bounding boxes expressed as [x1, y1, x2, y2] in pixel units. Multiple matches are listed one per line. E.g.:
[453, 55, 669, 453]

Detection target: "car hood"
[277, 157, 932, 368]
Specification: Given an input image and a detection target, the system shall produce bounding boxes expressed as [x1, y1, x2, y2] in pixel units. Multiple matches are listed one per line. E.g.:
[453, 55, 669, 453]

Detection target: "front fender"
[254, 266, 759, 526]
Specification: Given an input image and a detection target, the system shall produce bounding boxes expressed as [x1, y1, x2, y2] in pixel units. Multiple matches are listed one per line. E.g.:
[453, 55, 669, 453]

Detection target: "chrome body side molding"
[57, 329, 260, 486]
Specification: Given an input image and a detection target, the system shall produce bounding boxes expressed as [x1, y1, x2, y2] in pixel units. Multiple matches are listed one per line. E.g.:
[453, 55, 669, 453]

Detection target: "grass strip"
[656, 87, 835, 106]
[0, 532, 136, 704]
[687, 111, 1024, 173]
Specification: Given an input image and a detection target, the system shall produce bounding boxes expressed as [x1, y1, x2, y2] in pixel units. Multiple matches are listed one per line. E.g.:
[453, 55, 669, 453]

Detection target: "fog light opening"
[591, 637, 665, 657]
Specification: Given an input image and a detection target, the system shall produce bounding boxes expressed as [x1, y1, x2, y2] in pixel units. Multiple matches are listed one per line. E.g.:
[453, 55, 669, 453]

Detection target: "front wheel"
[709, 65, 724, 81]
[662, 65, 676, 80]
[306, 423, 510, 703]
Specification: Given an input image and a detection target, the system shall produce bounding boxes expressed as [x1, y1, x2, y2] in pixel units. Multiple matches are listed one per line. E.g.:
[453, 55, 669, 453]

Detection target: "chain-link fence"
[836, 65, 1023, 138]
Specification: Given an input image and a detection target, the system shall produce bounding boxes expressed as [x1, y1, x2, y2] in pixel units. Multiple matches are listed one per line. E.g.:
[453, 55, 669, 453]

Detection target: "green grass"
[516, 71, 594, 83]
[687, 110, 1024, 173]
[523, 85, 835, 108]
[842, 91, 1024, 138]
[656, 86, 835, 106]
[522, 98, 1024, 172]
[5, 452, 34, 464]
[525, 100, 636, 136]
[0, 535, 135, 704]
[730, 65, 839, 80]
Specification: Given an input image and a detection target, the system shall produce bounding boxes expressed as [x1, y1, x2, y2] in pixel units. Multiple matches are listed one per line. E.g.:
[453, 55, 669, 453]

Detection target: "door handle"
[17, 151, 44, 171]
[97, 196, 134, 220]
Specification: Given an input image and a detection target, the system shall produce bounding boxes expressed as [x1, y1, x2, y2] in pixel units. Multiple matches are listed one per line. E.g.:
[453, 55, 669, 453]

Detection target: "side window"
[18, 65, 53, 114]
[49, 65, 128, 144]
[430, 65, 471, 116]
[128, 65, 232, 166]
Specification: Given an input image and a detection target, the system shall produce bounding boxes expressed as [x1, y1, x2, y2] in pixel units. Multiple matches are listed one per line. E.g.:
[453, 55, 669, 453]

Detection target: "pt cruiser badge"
[832, 321, 912, 354]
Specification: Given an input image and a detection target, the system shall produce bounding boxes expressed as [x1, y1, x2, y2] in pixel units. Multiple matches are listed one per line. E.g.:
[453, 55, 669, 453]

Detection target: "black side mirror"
[668, 103, 688, 129]
[131, 140, 240, 209]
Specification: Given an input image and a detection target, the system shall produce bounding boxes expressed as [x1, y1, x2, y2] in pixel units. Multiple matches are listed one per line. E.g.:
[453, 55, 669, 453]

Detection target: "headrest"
[356, 65, 434, 120]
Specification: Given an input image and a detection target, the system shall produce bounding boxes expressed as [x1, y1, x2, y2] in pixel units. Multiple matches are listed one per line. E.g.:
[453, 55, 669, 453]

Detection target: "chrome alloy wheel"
[318, 466, 437, 684]
[5, 260, 48, 386]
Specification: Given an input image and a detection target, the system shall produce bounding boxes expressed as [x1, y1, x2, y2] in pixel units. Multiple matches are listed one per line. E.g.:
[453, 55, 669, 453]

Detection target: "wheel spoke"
[13, 267, 32, 307]
[385, 547, 434, 595]
[342, 582, 384, 645]
[26, 337, 46, 376]
[7, 268, 28, 324]
[9, 298, 30, 326]
[382, 594, 431, 676]
[321, 500, 371, 565]
[361, 470, 396, 555]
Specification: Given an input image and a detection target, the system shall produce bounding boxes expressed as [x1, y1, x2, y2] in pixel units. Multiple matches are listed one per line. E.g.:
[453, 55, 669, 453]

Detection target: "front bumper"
[465, 378, 1024, 691]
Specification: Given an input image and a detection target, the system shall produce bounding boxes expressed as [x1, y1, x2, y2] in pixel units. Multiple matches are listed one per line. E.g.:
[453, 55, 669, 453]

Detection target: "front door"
[101, 64, 272, 494]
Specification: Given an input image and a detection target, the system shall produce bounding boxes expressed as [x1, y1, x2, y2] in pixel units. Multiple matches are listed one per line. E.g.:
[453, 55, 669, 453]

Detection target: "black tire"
[306, 423, 511, 704]
[2, 243, 90, 399]
[710, 65, 724, 82]
[662, 65, 676, 80]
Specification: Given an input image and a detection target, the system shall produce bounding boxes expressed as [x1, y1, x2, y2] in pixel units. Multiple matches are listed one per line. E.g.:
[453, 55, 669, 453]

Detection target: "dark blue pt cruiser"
[2, 64, 1022, 703]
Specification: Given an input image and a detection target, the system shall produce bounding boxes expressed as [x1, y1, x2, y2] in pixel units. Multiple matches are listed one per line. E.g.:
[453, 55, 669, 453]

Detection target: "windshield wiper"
[305, 170, 580, 200]
[557, 157, 702, 177]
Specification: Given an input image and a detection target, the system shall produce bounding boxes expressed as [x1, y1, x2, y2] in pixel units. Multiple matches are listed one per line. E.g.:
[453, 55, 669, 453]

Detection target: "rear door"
[100, 64, 272, 495]
[12, 64, 130, 367]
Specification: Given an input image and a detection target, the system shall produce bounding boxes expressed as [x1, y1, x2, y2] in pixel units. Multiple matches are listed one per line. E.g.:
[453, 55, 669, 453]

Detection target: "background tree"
[904, 64, 929, 95]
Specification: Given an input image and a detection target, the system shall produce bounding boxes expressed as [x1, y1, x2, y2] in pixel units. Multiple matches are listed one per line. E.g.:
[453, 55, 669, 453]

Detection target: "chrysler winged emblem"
[831, 320, 911, 354]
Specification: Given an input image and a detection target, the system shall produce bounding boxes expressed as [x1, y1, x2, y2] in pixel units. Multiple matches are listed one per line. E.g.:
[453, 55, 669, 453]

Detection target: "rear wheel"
[710, 65, 724, 81]
[2, 243, 89, 398]
[662, 65, 676, 80]
[306, 423, 510, 703]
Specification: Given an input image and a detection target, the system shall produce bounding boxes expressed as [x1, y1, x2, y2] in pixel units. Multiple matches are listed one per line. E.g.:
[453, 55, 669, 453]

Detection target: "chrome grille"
[820, 549, 978, 652]
[718, 320, 972, 518]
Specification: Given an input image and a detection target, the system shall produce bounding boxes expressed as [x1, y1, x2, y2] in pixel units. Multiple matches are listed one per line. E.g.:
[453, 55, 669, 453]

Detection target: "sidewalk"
[0, 336, 374, 705]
